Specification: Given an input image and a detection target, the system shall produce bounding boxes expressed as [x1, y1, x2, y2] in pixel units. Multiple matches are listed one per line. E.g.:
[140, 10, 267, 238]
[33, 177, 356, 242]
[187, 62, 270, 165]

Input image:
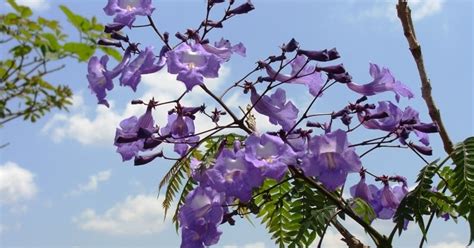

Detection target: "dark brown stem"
[332, 220, 370, 248]
[396, 0, 453, 154]
[147, 15, 172, 50]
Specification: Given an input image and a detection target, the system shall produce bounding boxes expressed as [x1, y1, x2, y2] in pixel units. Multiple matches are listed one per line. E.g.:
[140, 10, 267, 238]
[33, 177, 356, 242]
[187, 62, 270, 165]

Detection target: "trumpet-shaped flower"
[250, 87, 298, 131]
[87, 47, 132, 107]
[120, 46, 167, 91]
[264, 55, 324, 97]
[167, 43, 222, 91]
[347, 63, 414, 102]
[103, 0, 155, 27]
[301, 129, 361, 191]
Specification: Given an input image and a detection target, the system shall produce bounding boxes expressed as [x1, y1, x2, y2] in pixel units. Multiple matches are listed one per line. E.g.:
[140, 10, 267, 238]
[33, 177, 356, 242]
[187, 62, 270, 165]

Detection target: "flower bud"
[98, 39, 122, 48]
[366, 111, 389, 120]
[257, 76, 275, 82]
[328, 72, 352, 83]
[175, 32, 187, 42]
[306, 121, 322, 128]
[268, 54, 286, 63]
[104, 23, 125, 33]
[356, 95, 368, 104]
[110, 32, 129, 42]
[134, 151, 163, 166]
[413, 123, 438, 133]
[341, 114, 352, 126]
[282, 38, 299, 52]
[410, 142, 433, 156]
[332, 108, 350, 119]
[327, 48, 340, 60]
[297, 49, 328, 61]
[317, 64, 346, 74]
[227, 1, 255, 15]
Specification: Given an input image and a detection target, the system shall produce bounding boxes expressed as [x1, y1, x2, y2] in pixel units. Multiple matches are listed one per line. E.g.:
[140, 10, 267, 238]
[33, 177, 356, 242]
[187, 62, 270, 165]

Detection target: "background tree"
[0, 0, 121, 126]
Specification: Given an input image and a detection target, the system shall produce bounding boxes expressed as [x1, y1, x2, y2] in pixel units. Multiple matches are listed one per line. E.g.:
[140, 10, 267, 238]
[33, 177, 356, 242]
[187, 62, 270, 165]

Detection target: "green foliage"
[0, 1, 121, 126]
[447, 137, 474, 244]
[393, 158, 456, 243]
[394, 161, 437, 236]
[351, 198, 376, 224]
[254, 178, 335, 248]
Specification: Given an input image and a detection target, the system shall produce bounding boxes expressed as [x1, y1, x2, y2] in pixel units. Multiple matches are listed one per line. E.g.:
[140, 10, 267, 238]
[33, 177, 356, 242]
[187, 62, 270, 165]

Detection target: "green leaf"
[393, 160, 440, 236]
[63, 42, 95, 61]
[352, 198, 376, 224]
[59, 5, 91, 32]
[41, 33, 60, 52]
[450, 137, 474, 244]
[7, 0, 32, 17]
[10, 44, 32, 57]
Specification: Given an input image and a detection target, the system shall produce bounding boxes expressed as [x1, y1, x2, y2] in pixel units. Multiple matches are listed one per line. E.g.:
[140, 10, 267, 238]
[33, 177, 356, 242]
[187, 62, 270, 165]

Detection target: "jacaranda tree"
[85, 0, 474, 247]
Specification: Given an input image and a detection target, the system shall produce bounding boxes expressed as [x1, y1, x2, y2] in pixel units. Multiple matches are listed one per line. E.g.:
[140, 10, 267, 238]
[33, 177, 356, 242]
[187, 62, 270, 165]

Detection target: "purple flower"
[358, 101, 438, 148]
[359, 101, 402, 132]
[244, 133, 296, 181]
[114, 102, 155, 161]
[160, 105, 201, 156]
[87, 48, 132, 107]
[120, 46, 167, 91]
[103, 0, 155, 27]
[347, 63, 414, 102]
[179, 186, 225, 248]
[200, 142, 264, 202]
[350, 176, 374, 203]
[368, 178, 409, 220]
[264, 55, 324, 97]
[301, 129, 361, 191]
[250, 87, 298, 131]
[202, 38, 246, 62]
[167, 43, 222, 91]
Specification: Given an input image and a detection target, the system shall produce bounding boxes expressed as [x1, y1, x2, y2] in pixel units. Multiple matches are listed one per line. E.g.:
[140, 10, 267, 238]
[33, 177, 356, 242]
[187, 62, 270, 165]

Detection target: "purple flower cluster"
[89, 1, 448, 247]
[89, 1, 247, 107]
[358, 101, 438, 154]
[180, 133, 296, 247]
[87, 45, 167, 107]
[351, 174, 409, 221]
[179, 129, 367, 247]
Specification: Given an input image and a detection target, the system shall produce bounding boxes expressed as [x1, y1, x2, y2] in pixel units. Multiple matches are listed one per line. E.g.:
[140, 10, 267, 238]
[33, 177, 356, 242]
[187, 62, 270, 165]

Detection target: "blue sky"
[0, 0, 473, 247]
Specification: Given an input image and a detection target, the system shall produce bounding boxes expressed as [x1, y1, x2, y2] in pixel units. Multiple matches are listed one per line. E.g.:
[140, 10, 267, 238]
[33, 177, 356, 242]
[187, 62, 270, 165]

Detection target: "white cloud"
[0, 162, 37, 205]
[68, 170, 112, 196]
[410, 0, 444, 21]
[73, 194, 168, 235]
[358, 0, 444, 22]
[224, 242, 266, 248]
[309, 230, 347, 248]
[42, 93, 143, 145]
[16, 0, 50, 11]
[428, 241, 467, 248]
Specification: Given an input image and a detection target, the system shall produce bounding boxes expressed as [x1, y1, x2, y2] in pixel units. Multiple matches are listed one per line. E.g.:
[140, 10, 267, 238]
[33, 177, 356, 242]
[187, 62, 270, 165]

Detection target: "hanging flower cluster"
[87, 1, 448, 247]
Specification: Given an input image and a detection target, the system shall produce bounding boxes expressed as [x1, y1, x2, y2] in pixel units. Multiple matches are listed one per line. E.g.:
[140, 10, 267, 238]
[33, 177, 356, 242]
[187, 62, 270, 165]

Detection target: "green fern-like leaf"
[394, 160, 439, 236]
[450, 137, 474, 243]
[172, 177, 197, 232]
[255, 179, 292, 248]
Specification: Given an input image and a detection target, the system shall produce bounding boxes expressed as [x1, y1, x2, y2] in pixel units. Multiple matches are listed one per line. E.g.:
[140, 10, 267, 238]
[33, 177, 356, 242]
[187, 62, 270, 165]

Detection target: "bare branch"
[396, 0, 453, 154]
